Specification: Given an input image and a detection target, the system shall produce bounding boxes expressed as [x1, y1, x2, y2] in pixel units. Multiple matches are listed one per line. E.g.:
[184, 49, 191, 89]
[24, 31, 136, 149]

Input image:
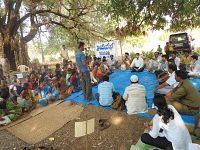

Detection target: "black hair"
[153, 94, 174, 124]
[0, 88, 10, 99]
[175, 70, 188, 79]
[191, 55, 198, 60]
[162, 55, 167, 59]
[102, 75, 109, 82]
[168, 58, 175, 63]
[136, 53, 140, 56]
[71, 69, 76, 75]
[22, 82, 29, 90]
[184, 50, 190, 54]
[103, 59, 107, 62]
[78, 42, 85, 49]
[172, 51, 178, 55]
[56, 63, 60, 68]
[168, 64, 177, 72]
[125, 52, 129, 56]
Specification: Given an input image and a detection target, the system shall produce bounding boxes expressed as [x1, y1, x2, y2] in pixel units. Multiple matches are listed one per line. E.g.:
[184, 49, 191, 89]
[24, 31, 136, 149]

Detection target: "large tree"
[100, 0, 200, 37]
[0, 0, 107, 70]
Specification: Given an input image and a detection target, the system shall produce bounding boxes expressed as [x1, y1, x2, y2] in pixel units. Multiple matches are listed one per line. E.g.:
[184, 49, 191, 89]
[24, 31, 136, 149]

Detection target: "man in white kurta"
[123, 75, 147, 114]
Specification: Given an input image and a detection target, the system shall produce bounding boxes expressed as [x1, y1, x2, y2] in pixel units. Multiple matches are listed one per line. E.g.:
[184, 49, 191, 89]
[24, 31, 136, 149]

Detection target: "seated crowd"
[0, 43, 200, 148]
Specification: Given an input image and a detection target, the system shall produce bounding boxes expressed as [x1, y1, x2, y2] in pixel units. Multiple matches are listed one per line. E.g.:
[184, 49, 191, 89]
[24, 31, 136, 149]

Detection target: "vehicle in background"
[169, 32, 195, 51]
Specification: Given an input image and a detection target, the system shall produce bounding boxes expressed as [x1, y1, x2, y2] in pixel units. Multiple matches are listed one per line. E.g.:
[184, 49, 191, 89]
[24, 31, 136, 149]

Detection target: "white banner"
[95, 41, 117, 59]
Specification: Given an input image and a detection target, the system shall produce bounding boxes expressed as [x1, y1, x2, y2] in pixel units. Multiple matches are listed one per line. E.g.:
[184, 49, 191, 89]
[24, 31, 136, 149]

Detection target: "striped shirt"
[123, 83, 147, 114]
[98, 81, 115, 106]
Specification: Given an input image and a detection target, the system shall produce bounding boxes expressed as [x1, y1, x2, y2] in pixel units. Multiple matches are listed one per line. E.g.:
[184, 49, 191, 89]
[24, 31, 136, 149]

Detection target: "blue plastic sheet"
[64, 70, 200, 124]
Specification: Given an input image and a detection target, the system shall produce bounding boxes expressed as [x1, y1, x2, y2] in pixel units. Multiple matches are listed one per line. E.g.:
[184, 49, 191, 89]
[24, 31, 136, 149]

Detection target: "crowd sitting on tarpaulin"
[0, 42, 200, 149]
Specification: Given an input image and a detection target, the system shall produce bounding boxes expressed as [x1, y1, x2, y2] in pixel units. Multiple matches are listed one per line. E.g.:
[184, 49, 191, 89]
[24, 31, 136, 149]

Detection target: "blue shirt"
[75, 50, 88, 73]
[98, 81, 115, 106]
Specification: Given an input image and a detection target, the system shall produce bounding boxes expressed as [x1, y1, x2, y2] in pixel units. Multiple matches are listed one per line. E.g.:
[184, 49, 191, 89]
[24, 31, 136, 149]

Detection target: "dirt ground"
[0, 104, 150, 150]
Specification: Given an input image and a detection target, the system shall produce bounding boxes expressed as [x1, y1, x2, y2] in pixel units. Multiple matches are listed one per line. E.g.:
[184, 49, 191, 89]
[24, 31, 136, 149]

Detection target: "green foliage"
[31, 58, 40, 64]
[100, 0, 200, 37]
[126, 35, 148, 48]
[195, 47, 200, 54]
[159, 31, 171, 41]
[129, 52, 135, 61]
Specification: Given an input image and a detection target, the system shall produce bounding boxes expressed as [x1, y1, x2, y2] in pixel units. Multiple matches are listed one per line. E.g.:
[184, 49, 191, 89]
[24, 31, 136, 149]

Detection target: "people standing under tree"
[157, 45, 162, 53]
[60, 45, 69, 68]
[164, 42, 170, 60]
[75, 42, 92, 101]
[0, 54, 10, 79]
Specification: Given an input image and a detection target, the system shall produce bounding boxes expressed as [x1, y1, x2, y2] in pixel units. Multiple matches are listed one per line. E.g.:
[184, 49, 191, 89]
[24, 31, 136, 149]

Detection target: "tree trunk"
[3, 42, 17, 71]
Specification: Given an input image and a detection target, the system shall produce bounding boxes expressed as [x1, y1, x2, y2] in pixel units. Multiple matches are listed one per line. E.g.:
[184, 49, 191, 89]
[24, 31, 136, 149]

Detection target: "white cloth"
[189, 60, 200, 76]
[158, 61, 168, 71]
[98, 81, 115, 106]
[149, 105, 192, 150]
[0, 58, 10, 76]
[157, 72, 178, 95]
[123, 84, 147, 114]
[166, 72, 179, 88]
[147, 57, 161, 70]
[17, 65, 29, 73]
[60, 49, 69, 60]
[174, 57, 180, 70]
[130, 57, 144, 69]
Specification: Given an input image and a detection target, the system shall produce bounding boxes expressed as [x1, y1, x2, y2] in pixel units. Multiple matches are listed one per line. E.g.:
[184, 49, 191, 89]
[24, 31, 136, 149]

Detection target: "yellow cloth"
[180, 55, 192, 65]
[169, 44, 174, 51]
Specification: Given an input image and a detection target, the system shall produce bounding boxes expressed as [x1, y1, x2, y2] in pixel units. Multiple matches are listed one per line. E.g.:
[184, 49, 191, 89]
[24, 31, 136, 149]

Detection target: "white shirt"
[149, 105, 192, 150]
[60, 49, 69, 60]
[130, 57, 144, 69]
[123, 84, 147, 114]
[192, 60, 200, 73]
[166, 72, 179, 88]
[174, 57, 180, 70]
[17, 65, 29, 72]
[98, 81, 115, 106]
[158, 61, 168, 71]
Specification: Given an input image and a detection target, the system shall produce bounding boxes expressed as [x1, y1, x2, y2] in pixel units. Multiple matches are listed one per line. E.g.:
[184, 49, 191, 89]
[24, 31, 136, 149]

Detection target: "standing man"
[157, 45, 162, 53]
[75, 42, 92, 101]
[60, 45, 69, 67]
[0, 54, 10, 79]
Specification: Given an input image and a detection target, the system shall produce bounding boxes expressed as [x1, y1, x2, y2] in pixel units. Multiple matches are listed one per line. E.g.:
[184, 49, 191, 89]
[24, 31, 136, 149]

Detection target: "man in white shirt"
[123, 75, 147, 114]
[188, 55, 200, 77]
[60, 45, 69, 67]
[153, 64, 178, 95]
[147, 52, 162, 72]
[96, 75, 115, 106]
[108, 55, 119, 69]
[130, 53, 144, 72]
[171, 51, 180, 70]
[0, 55, 10, 78]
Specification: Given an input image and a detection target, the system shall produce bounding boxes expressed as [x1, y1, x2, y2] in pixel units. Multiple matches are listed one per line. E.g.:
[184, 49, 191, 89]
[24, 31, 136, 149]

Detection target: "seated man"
[147, 52, 161, 72]
[96, 75, 115, 106]
[123, 52, 131, 69]
[130, 53, 144, 72]
[108, 55, 119, 69]
[165, 70, 200, 115]
[188, 55, 200, 77]
[153, 64, 178, 95]
[180, 50, 192, 70]
[155, 55, 168, 77]
[123, 75, 147, 114]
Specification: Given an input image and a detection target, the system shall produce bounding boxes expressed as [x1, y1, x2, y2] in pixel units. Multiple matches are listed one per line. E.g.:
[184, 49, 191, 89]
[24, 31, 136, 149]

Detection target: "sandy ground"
[0, 104, 150, 150]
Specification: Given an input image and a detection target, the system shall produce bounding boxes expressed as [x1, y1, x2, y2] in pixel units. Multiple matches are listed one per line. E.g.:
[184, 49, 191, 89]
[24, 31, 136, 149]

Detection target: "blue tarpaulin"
[64, 70, 200, 124]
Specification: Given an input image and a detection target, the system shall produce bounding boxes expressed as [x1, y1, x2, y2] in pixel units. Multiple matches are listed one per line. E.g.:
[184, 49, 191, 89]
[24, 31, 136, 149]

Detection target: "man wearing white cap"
[123, 75, 148, 114]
